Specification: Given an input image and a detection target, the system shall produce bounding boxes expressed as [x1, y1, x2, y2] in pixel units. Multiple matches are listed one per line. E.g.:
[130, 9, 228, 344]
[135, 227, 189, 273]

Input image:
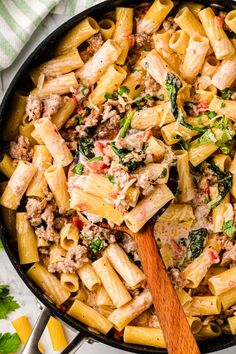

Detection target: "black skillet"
[1, 0, 236, 353]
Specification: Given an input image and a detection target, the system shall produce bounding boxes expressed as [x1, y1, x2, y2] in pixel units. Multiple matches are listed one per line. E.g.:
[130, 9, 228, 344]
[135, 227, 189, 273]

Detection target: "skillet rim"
[1, 0, 236, 353]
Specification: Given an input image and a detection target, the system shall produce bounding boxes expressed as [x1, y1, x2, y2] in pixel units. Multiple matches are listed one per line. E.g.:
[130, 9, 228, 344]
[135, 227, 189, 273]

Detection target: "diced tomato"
[72, 94, 78, 104]
[171, 239, 185, 259]
[128, 34, 136, 48]
[72, 216, 84, 229]
[197, 100, 208, 111]
[76, 203, 88, 212]
[67, 129, 75, 134]
[204, 185, 210, 195]
[113, 329, 124, 340]
[87, 161, 108, 174]
[207, 247, 220, 264]
[123, 31, 132, 38]
[94, 141, 104, 155]
[110, 190, 119, 199]
[214, 16, 224, 28]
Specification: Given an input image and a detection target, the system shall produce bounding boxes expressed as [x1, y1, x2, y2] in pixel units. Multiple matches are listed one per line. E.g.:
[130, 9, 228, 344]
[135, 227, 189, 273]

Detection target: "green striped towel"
[0, 0, 101, 72]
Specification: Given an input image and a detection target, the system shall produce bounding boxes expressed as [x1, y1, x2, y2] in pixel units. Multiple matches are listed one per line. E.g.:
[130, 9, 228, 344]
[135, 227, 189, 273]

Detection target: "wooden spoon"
[100, 220, 200, 354]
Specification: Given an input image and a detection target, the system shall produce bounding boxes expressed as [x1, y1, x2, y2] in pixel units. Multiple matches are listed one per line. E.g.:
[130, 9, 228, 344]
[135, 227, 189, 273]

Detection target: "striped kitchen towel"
[0, 0, 101, 72]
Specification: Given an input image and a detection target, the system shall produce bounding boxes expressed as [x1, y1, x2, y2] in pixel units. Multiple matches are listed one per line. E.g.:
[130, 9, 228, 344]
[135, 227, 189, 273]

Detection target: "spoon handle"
[134, 226, 200, 354]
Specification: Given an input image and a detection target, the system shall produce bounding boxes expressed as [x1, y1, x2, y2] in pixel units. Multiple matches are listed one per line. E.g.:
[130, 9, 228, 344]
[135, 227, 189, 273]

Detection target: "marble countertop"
[0, 5, 235, 354]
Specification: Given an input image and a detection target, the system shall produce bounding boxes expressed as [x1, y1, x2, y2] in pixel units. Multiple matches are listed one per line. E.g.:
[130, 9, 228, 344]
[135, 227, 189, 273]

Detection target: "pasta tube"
[96, 286, 114, 308]
[70, 188, 123, 225]
[131, 103, 174, 130]
[169, 30, 189, 54]
[122, 67, 145, 99]
[0, 154, 15, 178]
[31, 97, 76, 144]
[209, 96, 236, 122]
[30, 49, 84, 84]
[158, 203, 195, 227]
[181, 34, 209, 82]
[201, 56, 219, 77]
[182, 247, 219, 288]
[16, 213, 39, 264]
[47, 317, 68, 351]
[174, 7, 205, 36]
[31, 72, 79, 97]
[175, 150, 194, 202]
[34, 118, 73, 166]
[44, 165, 70, 213]
[186, 296, 221, 316]
[124, 184, 174, 233]
[113, 7, 133, 65]
[90, 64, 127, 106]
[12, 316, 43, 353]
[27, 263, 70, 305]
[26, 145, 52, 198]
[92, 256, 131, 308]
[60, 223, 79, 251]
[225, 10, 236, 34]
[61, 273, 79, 293]
[141, 50, 182, 87]
[199, 8, 235, 60]
[124, 326, 166, 348]
[76, 39, 121, 86]
[211, 53, 236, 90]
[99, 19, 116, 40]
[2, 91, 27, 142]
[104, 243, 145, 288]
[196, 323, 222, 340]
[108, 290, 152, 331]
[55, 17, 100, 55]
[228, 316, 236, 335]
[78, 263, 101, 291]
[0, 161, 36, 210]
[219, 287, 236, 310]
[137, 0, 174, 34]
[67, 299, 113, 334]
[208, 266, 236, 295]
[83, 173, 114, 200]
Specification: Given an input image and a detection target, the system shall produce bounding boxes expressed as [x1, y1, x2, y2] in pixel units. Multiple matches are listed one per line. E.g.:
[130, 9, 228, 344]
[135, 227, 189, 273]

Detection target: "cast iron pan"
[1, 0, 236, 353]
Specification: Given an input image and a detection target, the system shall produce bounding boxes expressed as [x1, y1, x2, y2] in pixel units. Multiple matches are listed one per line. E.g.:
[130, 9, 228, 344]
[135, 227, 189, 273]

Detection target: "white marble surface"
[0, 5, 235, 354]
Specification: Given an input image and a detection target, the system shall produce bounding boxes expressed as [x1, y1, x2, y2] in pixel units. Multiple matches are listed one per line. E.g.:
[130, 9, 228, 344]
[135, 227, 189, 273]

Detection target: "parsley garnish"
[87, 156, 102, 162]
[108, 176, 115, 184]
[0, 285, 19, 320]
[90, 237, 105, 253]
[219, 88, 234, 100]
[206, 111, 217, 119]
[0, 241, 3, 250]
[73, 163, 84, 175]
[0, 333, 21, 354]
[222, 220, 236, 238]
[192, 129, 216, 148]
[104, 86, 130, 100]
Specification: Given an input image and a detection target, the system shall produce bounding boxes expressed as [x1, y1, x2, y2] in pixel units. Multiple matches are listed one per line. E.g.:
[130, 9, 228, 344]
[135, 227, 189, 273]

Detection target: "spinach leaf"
[222, 219, 236, 238]
[110, 142, 144, 172]
[219, 88, 234, 100]
[207, 158, 232, 208]
[165, 73, 206, 133]
[119, 112, 135, 138]
[78, 137, 95, 159]
[188, 228, 207, 260]
[104, 86, 130, 100]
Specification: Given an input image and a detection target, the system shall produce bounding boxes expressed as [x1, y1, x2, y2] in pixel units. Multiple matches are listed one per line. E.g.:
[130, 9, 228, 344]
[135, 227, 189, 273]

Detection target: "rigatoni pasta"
[1, 1, 236, 349]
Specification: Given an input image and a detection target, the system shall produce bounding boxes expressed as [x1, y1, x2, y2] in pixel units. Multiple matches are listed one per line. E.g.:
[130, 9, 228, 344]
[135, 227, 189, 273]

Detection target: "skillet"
[0, 0, 236, 353]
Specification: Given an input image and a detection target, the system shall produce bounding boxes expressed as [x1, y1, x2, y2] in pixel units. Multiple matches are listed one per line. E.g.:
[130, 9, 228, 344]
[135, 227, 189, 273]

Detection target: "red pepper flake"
[76, 203, 88, 212]
[204, 185, 210, 195]
[72, 216, 84, 229]
[207, 247, 220, 264]
[214, 16, 224, 28]
[87, 161, 108, 174]
[171, 239, 185, 259]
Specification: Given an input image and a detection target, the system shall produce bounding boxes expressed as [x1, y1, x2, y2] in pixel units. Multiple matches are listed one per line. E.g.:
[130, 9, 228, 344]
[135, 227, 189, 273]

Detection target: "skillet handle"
[22, 304, 89, 354]
[22, 306, 51, 354]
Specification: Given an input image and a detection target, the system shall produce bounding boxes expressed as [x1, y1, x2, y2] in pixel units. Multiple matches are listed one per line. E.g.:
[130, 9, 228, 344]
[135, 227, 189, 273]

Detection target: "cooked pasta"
[2, 1, 236, 349]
